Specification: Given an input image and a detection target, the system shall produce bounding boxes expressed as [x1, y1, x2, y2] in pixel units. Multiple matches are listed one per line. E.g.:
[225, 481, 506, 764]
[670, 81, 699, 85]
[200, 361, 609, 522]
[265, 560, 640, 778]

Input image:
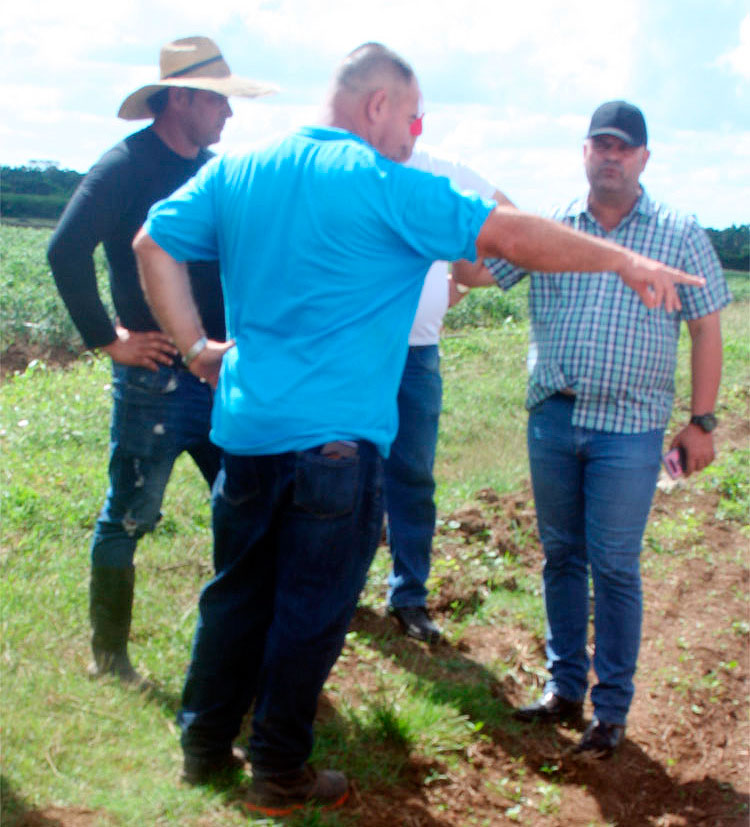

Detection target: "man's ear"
[169, 87, 191, 110]
[365, 88, 388, 125]
[639, 147, 651, 174]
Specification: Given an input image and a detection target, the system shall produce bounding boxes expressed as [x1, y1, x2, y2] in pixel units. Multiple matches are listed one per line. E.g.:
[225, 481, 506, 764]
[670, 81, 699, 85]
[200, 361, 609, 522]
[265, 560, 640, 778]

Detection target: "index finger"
[668, 268, 705, 287]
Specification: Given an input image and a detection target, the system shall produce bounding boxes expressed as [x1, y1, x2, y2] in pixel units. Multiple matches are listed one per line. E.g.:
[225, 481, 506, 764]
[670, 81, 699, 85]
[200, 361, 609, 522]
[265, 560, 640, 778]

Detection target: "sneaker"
[388, 605, 442, 644]
[182, 746, 249, 786]
[242, 764, 349, 816]
[574, 718, 625, 759]
[513, 690, 584, 724]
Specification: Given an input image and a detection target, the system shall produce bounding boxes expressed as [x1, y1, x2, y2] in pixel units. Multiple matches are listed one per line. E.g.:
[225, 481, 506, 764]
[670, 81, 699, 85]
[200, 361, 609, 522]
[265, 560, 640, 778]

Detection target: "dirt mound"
[344, 451, 749, 824]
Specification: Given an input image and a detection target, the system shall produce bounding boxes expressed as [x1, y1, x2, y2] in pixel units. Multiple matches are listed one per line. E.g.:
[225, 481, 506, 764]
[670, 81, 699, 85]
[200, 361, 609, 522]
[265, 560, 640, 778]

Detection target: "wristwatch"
[183, 335, 208, 367]
[690, 413, 717, 433]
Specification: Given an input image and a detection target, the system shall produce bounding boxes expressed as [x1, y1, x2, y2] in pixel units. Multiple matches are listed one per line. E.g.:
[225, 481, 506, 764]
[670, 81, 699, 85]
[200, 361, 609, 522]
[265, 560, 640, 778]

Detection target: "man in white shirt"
[386, 148, 509, 642]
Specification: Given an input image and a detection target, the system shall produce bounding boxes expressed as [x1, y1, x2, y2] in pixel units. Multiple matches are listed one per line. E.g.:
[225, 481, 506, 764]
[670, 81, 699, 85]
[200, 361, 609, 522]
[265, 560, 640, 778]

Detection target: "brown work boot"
[242, 764, 349, 816]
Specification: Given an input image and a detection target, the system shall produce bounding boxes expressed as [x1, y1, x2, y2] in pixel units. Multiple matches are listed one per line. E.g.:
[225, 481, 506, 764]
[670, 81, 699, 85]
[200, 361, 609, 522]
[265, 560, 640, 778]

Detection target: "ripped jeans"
[90, 363, 221, 569]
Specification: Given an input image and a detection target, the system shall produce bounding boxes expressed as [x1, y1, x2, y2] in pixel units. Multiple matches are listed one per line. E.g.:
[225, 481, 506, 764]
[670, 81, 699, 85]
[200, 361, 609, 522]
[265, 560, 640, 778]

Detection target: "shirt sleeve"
[484, 257, 528, 291]
[387, 165, 495, 264]
[46, 155, 124, 349]
[482, 202, 568, 290]
[676, 219, 733, 320]
[145, 156, 221, 263]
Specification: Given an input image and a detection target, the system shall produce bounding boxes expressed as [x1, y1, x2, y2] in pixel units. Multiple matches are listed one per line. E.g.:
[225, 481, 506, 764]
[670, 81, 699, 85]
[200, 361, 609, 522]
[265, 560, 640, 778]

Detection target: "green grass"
[724, 268, 750, 303]
[436, 320, 530, 510]
[1, 226, 748, 825]
[1, 224, 112, 354]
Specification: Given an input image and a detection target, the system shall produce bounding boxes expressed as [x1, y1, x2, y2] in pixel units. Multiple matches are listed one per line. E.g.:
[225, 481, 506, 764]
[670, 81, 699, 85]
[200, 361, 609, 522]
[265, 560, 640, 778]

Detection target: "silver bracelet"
[182, 335, 207, 367]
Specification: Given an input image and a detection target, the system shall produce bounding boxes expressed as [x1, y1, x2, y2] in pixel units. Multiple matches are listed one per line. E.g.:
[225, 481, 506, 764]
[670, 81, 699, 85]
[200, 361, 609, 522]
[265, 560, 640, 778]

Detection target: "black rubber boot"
[88, 566, 151, 689]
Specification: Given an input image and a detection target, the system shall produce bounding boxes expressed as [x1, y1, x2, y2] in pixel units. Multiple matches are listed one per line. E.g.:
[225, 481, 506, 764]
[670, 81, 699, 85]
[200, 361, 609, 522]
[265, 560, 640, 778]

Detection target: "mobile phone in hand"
[662, 446, 686, 479]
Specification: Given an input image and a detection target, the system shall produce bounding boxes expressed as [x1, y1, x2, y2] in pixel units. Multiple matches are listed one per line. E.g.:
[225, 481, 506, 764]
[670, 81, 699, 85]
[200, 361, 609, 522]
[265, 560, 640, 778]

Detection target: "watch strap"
[690, 413, 717, 433]
[183, 335, 208, 367]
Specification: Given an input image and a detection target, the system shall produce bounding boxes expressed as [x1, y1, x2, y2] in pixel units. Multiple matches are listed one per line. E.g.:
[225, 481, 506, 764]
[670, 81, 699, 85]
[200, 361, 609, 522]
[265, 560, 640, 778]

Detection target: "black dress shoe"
[388, 606, 441, 644]
[574, 718, 625, 759]
[513, 690, 584, 724]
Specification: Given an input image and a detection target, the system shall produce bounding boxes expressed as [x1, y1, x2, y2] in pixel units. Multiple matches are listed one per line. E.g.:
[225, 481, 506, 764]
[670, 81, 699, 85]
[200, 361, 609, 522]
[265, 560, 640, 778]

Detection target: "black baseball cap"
[587, 100, 648, 147]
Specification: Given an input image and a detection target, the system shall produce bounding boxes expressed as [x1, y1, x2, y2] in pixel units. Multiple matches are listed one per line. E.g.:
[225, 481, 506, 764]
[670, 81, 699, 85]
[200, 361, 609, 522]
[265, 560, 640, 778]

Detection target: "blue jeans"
[178, 442, 384, 775]
[90, 363, 220, 569]
[384, 345, 442, 608]
[527, 394, 663, 725]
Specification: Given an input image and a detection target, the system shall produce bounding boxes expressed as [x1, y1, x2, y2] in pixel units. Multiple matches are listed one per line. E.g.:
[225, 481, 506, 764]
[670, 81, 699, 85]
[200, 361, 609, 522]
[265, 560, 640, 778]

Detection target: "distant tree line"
[704, 226, 749, 273]
[2, 163, 83, 220]
[1, 164, 748, 271]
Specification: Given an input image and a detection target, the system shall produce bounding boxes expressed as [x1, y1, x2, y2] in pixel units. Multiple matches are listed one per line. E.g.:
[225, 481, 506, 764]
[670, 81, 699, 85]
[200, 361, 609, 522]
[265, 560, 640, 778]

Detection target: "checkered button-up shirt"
[486, 190, 732, 433]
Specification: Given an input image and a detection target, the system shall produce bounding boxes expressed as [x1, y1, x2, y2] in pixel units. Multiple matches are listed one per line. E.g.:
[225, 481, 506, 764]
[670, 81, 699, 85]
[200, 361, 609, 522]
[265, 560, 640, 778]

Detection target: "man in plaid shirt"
[477, 101, 731, 757]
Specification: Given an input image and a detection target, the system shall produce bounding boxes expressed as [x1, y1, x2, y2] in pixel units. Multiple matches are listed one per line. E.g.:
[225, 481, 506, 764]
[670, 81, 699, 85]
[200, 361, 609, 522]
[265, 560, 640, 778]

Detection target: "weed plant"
[443, 280, 529, 329]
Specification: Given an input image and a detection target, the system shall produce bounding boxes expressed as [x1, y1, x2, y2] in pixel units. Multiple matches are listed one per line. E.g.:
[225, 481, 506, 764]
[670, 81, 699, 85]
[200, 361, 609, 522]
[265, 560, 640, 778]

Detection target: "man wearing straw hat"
[47, 36, 276, 691]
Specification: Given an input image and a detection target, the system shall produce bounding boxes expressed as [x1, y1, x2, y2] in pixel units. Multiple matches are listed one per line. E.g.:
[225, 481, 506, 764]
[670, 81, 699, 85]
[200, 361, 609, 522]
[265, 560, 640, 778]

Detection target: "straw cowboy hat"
[118, 36, 278, 120]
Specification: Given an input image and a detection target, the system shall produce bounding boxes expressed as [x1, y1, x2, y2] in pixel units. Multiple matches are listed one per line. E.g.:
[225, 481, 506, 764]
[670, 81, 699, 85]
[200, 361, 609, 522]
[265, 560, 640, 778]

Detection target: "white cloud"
[222, 101, 319, 152]
[717, 13, 750, 81]
[224, 0, 644, 105]
[1, 0, 746, 228]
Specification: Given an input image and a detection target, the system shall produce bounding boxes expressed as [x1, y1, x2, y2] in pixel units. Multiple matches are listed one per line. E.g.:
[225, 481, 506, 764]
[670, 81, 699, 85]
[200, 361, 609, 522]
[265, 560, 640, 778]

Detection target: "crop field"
[1, 224, 749, 826]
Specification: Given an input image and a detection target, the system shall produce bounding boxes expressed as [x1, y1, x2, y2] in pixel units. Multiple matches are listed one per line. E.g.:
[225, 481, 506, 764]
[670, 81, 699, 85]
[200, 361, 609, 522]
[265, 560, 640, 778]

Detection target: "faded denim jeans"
[90, 363, 220, 569]
[528, 393, 663, 725]
[385, 344, 442, 608]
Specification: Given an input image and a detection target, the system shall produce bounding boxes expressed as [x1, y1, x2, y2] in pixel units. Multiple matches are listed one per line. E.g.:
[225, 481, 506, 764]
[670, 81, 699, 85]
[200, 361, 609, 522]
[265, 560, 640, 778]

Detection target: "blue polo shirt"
[145, 126, 494, 456]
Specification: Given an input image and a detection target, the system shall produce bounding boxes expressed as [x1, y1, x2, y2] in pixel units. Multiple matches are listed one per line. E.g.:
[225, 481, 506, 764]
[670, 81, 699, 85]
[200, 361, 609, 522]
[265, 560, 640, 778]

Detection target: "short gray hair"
[334, 42, 415, 95]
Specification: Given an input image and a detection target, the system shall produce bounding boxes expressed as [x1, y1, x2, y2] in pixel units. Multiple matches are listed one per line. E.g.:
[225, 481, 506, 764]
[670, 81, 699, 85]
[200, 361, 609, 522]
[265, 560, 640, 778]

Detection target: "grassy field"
[1, 225, 748, 826]
[1, 225, 112, 357]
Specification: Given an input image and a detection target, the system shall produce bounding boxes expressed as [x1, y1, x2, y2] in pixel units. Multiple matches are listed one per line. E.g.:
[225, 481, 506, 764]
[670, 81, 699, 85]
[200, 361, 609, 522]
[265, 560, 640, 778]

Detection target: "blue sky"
[2, 0, 748, 229]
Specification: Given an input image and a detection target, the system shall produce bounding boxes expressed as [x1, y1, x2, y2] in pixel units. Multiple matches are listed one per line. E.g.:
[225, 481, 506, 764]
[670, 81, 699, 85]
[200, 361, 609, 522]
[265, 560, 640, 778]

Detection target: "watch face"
[692, 413, 717, 433]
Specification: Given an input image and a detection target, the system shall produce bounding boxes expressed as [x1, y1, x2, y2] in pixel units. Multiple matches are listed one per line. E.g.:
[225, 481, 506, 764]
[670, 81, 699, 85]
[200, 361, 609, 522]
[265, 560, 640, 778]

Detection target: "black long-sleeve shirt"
[48, 127, 225, 350]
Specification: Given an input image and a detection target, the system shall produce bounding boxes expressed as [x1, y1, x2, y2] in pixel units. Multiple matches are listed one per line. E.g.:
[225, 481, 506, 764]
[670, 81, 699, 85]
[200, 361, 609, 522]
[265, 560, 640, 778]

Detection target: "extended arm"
[474, 207, 704, 310]
[133, 229, 233, 387]
[450, 189, 517, 290]
[670, 311, 723, 475]
[451, 258, 496, 287]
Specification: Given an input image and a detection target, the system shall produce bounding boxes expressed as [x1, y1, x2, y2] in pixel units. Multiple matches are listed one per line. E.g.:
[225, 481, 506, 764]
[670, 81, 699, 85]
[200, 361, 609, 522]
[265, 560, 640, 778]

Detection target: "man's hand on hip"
[188, 339, 236, 389]
[102, 324, 178, 370]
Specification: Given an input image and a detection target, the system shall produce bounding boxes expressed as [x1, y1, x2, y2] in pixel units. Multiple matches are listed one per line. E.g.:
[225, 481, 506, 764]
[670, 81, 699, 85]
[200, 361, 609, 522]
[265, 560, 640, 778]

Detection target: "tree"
[705, 225, 750, 272]
[1, 164, 83, 220]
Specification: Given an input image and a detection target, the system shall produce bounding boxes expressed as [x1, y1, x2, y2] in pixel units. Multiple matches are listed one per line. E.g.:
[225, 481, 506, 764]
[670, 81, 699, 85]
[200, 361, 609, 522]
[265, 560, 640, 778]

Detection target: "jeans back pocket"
[293, 449, 359, 518]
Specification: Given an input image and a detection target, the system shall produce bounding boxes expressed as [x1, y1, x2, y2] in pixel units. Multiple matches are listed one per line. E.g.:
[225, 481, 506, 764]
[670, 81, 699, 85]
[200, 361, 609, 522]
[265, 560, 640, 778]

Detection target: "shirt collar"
[297, 125, 370, 147]
[573, 187, 654, 232]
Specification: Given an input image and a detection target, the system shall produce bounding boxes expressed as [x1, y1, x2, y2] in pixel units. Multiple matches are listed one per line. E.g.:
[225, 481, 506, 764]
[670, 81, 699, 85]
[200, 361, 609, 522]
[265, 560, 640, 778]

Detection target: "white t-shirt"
[405, 148, 497, 345]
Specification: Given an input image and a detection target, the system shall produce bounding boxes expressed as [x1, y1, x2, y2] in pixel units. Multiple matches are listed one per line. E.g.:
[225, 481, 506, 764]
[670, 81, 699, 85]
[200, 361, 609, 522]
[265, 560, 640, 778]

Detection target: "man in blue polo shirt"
[135, 50, 703, 813]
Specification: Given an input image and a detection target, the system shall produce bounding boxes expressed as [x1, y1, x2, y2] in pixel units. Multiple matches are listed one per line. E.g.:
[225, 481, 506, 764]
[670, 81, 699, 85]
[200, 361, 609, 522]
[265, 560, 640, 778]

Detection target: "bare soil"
[0, 342, 82, 379]
[339, 419, 750, 826]
[11, 395, 749, 826]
